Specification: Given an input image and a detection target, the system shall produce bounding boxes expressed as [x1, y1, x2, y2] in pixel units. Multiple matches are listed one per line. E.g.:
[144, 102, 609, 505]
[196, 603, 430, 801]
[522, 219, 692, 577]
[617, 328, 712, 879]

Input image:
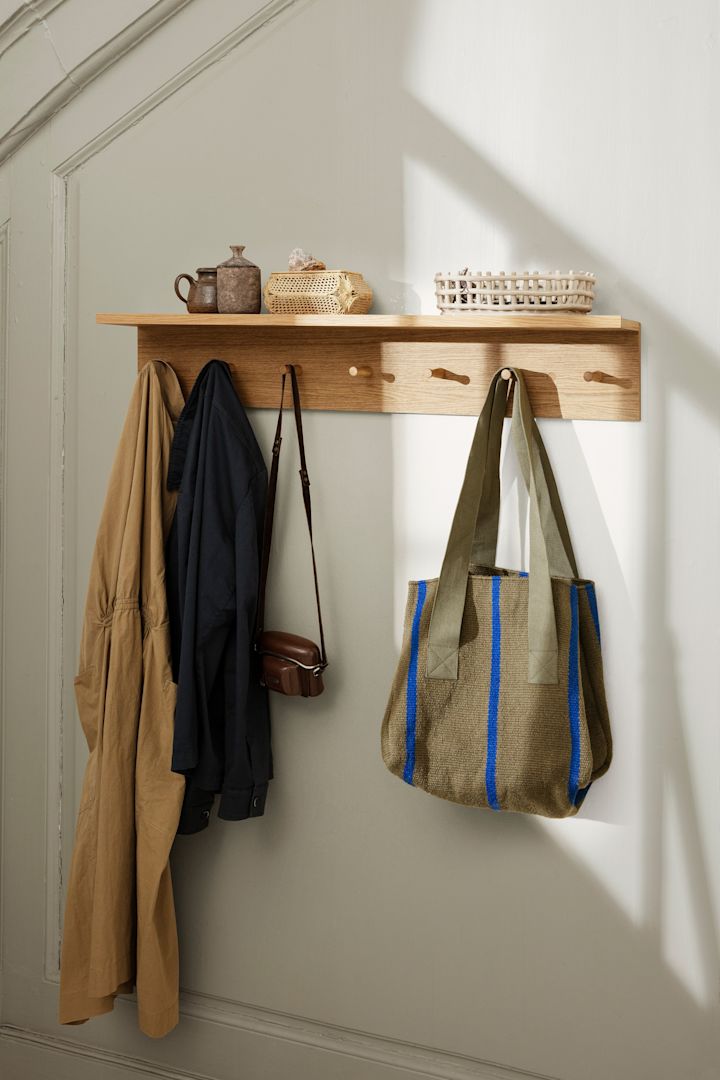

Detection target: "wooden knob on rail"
[349, 365, 372, 378]
[280, 364, 302, 376]
[426, 367, 471, 386]
[583, 370, 631, 388]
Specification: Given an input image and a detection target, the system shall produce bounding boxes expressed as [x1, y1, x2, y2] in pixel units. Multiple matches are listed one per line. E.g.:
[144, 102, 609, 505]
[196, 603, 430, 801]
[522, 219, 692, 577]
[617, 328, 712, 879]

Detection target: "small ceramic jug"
[174, 267, 218, 313]
[216, 245, 261, 314]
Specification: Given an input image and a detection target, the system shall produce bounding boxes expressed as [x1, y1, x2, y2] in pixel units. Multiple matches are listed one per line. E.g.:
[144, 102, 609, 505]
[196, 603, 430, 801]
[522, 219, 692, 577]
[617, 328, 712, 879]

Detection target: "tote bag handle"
[469, 374, 511, 565]
[471, 386, 578, 582]
[427, 368, 576, 685]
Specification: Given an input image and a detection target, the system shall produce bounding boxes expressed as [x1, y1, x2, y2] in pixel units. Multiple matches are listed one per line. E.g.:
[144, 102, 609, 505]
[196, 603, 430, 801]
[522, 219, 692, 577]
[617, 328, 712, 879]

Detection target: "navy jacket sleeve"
[217, 470, 271, 820]
[167, 361, 271, 835]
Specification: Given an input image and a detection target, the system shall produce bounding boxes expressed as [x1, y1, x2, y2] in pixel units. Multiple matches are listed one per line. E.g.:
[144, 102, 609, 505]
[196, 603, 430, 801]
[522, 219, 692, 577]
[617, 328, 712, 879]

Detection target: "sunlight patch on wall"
[402, 154, 513, 312]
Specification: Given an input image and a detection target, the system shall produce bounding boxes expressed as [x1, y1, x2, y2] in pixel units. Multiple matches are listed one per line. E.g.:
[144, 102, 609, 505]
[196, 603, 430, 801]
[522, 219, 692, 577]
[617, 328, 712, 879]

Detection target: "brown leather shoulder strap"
[255, 374, 285, 640]
[255, 366, 327, 666]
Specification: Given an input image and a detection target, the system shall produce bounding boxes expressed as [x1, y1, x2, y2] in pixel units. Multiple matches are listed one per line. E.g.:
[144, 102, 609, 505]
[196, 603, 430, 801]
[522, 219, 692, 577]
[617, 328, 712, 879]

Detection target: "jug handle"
[174, 273, 195, 305]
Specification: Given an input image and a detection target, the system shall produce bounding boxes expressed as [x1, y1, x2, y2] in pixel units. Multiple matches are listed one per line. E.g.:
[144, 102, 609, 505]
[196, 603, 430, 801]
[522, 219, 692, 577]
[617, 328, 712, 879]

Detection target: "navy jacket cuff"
[218, 783, 268, 821]
[176, 788, 214, 835]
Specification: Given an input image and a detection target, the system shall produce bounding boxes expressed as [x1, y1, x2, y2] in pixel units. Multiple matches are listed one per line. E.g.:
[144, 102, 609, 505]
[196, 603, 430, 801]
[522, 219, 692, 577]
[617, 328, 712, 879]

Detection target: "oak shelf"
[97, 312, 641, 420]
[97, 313, 639, 331]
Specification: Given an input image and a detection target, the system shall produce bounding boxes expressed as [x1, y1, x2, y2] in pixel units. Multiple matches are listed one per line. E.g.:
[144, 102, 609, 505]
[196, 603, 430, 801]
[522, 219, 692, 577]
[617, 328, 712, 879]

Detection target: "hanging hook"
[426, 367, 471, 386]
[280, 364, 303, 376]
[583, 370, 631, 389]
[349, 365, 372, 378]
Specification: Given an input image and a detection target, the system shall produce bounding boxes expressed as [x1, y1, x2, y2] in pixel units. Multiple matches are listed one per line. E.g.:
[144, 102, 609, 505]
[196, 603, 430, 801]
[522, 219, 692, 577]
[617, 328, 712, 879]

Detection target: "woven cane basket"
[434, 270, 596, 314]
[264, 270, 373, 315]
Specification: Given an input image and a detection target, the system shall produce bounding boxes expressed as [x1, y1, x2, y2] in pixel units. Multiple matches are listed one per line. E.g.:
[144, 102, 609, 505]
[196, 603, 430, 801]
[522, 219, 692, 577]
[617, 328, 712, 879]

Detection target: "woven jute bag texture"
[382, 368, 612, 818]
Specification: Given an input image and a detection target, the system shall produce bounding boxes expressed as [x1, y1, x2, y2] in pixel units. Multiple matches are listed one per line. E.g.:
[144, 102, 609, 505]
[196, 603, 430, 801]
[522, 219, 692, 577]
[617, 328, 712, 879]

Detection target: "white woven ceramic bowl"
[434, 270, 596, 314]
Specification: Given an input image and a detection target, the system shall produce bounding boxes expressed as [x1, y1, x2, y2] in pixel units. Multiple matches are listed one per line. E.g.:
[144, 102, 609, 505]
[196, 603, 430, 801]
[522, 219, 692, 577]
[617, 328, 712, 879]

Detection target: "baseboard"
[0, 1019, 555, 1080]
[179, 990, 554, 1080]
[0, 1024, 212, 1079]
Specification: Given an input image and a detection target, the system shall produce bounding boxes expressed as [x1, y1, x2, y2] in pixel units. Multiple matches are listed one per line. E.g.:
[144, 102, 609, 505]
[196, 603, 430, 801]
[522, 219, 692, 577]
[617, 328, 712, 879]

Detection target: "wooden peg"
[280, 364, 302, 376]
[500, 368, 513, 381]
[426, 367, 471, 386]
[349, 365, 372, 378]
[583, 370, 631, 388]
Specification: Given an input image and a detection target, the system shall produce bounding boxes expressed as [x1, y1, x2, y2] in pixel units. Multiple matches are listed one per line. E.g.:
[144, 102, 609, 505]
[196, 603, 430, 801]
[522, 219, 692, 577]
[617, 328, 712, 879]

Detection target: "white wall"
[1, 3, 719, 1079]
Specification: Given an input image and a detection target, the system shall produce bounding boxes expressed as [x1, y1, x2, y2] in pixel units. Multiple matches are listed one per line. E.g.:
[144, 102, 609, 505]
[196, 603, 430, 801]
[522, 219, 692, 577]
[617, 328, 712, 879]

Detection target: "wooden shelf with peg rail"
[96, 312, 641, 420]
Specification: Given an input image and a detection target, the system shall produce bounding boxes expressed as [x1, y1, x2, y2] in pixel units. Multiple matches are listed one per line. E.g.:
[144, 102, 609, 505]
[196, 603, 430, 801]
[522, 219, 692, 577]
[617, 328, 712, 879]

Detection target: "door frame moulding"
[44, 174, 68, 979]
[0, 218, 9, 979]
[0, 0, 196, 165]
[0, 0, 68, 59]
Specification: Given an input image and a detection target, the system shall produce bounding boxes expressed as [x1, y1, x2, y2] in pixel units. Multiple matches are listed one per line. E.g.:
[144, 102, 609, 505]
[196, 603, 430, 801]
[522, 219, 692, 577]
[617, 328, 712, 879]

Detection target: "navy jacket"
[166, 360, 271, 834]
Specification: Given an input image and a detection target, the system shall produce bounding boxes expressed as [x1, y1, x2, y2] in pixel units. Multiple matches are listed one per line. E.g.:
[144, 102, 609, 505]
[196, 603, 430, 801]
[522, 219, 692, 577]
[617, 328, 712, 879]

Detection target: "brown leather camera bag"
[255, 365, 327, 697]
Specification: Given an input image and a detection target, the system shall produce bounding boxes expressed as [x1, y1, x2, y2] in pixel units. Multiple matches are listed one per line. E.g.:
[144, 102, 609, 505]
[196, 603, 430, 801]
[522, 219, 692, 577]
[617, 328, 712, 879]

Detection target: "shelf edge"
[96, 312, 640, 332]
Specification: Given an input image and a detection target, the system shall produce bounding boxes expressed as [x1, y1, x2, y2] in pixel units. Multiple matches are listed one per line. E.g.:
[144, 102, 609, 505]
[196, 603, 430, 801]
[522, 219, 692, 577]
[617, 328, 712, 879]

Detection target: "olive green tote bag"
[382, 368, 612, 818]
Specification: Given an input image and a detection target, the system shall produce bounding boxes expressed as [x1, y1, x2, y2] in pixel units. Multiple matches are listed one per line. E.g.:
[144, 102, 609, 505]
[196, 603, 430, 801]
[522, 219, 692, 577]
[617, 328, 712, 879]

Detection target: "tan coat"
[59, 361, 186, 1038]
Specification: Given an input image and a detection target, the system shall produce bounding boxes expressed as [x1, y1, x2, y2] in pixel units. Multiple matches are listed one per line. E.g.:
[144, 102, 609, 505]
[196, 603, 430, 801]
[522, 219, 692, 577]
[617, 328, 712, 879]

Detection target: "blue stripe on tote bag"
[485, 576, 502, 812]
[403, 581, 427, 784]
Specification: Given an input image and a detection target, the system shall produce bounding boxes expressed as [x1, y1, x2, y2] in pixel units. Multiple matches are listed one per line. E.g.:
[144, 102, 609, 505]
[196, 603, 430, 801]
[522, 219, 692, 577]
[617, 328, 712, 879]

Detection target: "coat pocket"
[74, 666, 100, 814]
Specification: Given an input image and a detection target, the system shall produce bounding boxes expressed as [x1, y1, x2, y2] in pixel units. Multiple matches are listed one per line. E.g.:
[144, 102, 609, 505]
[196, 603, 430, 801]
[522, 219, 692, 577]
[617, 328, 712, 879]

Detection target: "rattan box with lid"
[264, 270, 373, 315]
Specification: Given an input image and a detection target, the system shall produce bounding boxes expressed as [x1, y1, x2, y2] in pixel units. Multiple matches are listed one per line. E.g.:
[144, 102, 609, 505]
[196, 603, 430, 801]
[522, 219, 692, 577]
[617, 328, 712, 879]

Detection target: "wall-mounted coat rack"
[96, 313, 641, 420]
